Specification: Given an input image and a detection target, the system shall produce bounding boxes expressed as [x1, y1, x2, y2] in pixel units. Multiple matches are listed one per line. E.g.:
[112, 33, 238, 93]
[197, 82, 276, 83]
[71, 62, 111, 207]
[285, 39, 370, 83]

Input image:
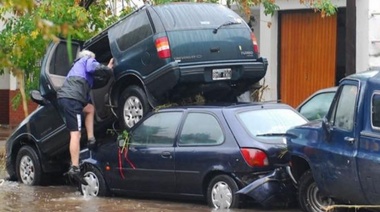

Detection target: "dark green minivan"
[108, 3, 267, 129]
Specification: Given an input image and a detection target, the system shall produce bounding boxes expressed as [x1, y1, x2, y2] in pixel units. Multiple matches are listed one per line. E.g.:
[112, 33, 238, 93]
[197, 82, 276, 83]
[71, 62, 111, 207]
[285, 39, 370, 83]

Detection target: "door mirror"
[322, 117, 332, 141]
[30, 90, 48, 106]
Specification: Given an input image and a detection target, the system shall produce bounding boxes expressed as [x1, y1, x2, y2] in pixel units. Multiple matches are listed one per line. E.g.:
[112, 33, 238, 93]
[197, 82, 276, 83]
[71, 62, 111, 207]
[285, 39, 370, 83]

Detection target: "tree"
[0, 0, 118, 117]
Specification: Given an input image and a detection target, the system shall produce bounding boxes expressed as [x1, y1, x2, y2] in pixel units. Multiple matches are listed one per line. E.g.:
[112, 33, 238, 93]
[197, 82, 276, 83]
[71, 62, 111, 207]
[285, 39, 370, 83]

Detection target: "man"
[57, 50, 113, 184]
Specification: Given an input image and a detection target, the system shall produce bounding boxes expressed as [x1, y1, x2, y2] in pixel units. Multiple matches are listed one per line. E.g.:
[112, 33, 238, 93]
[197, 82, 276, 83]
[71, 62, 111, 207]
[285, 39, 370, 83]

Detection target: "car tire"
[15, 146, 43, 186]
[298, 170, 341, 212]
[80, 164, 109, 197]
[207, 174, 240, 209]
[118, 85, 151, 130]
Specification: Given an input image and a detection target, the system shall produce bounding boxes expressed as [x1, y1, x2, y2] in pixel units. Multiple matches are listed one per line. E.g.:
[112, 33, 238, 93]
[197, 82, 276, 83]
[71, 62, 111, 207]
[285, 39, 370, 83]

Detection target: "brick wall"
[0, 90, 38, 127]
[0, 90, 10, 124]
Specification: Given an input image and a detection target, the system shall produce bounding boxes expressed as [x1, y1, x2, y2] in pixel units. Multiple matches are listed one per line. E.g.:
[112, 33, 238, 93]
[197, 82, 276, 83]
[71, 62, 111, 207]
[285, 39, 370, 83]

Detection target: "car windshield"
[237, 108, 307, 137]
[299, 92, 335, 121]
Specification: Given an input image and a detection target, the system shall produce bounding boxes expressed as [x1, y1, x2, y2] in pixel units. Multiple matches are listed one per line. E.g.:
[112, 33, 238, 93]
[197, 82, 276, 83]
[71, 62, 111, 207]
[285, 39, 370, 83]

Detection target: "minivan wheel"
[81, 165, 109, 197]
[118, 85, 150, 130]
[298, 170, 340, 212]
[207, 175, 240, 209]
[16, 146, 42, 186]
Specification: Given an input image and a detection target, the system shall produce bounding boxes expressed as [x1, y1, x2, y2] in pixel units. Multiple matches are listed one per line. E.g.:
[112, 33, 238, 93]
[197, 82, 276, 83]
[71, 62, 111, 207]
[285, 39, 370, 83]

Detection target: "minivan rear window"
[154, 3, 244, 30]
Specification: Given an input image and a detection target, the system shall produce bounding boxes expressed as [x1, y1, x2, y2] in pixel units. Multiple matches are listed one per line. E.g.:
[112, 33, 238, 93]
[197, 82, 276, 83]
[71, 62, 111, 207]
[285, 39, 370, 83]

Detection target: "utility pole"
[346, 0, 356, 76]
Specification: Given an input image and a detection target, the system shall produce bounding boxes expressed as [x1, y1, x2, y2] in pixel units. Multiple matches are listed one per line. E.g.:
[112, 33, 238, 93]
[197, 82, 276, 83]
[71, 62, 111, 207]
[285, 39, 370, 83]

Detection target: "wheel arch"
[10, 135, 42, 176]
[110, 73, 157, 111]
[290, 155, 311, 182]
[202, 170, 240, 197]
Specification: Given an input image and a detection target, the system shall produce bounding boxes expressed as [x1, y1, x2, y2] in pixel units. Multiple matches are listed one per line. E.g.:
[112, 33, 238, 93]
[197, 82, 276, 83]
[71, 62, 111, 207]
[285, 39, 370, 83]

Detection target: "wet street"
[0, 171, 301, 212]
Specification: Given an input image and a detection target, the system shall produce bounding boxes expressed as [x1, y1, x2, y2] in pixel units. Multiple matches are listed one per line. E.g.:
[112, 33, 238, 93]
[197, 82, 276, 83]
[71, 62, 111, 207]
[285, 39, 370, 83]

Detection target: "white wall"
[0, 11, 17, 91]
[259, 0, 346, 102]
[357, 0, 380, 71]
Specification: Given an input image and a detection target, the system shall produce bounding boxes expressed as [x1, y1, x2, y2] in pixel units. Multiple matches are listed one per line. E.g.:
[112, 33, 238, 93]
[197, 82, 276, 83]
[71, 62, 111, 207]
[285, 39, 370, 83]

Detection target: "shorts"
[58, 98, 84, 131]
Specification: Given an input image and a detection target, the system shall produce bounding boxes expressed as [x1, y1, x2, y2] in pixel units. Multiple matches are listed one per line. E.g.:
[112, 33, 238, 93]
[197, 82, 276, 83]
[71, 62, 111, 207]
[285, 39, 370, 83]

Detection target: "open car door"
[40, 39, 82, 101]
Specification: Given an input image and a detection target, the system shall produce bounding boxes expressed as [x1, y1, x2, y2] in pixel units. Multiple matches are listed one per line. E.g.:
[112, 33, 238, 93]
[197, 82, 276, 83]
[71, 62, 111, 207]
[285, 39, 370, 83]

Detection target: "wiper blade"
[256, 133, 296, 138]
[213, 20, 242, 34]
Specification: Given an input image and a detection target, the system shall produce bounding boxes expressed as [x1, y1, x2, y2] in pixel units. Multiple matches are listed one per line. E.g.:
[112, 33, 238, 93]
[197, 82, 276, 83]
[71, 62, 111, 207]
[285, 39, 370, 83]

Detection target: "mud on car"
[6, 2, 267, 185]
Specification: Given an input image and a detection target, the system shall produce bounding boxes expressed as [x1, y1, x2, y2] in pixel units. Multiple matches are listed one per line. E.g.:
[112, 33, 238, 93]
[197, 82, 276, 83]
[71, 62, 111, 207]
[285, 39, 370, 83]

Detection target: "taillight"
[250, 32, 259, 55]
[155, 37, 171, 59]
[240, 148, 269, 167]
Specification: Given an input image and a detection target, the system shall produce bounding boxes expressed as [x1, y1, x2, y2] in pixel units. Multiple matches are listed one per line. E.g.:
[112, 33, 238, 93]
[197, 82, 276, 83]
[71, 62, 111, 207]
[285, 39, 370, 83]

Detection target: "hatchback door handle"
[344, 136, 355, 144]
[161, 151, 172, 159]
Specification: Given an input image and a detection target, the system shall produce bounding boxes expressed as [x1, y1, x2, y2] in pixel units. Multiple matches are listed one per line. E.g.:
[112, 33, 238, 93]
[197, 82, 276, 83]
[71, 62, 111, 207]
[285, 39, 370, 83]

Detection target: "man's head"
[78, 50, 95, 59]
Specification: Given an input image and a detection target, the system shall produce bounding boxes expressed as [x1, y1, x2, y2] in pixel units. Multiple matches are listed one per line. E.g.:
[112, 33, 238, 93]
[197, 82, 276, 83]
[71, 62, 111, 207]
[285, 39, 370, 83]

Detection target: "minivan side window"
[49, 42, 79, 76]
[115, 11, 152, 51]
[130, 112, 182, 146]
[179, 113, 224, 146]
[330, 85, 357, 131]
[371, 93, 380, 128]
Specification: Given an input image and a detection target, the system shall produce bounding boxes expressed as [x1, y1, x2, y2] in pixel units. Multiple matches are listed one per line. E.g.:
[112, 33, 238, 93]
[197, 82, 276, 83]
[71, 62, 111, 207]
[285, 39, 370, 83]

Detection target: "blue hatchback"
[79, 103, 307, 209]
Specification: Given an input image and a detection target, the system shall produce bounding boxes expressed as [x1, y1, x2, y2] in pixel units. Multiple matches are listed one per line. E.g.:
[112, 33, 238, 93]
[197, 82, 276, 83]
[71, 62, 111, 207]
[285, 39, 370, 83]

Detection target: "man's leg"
[59, 98, 88, 185]
[83, 103, 95, 139]
[69, 131, 81, 167]
[83, 103, 96, 149]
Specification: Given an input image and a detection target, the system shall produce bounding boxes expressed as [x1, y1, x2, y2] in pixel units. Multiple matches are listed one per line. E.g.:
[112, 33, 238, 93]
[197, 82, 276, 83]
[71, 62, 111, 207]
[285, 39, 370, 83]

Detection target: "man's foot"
[66, 165, 88, 185]
[88, 137, 96, 150]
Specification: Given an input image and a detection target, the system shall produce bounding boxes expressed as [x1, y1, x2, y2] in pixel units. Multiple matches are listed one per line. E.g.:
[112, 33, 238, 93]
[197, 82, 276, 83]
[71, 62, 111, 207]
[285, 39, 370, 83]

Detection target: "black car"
[6, 2, 267, 186]
[78, 103, 307, 209]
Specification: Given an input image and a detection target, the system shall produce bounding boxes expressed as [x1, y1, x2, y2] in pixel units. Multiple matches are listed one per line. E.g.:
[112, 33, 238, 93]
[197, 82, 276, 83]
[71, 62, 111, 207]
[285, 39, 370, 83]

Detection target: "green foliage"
[118, 130, 130, 152]
[312, 0, 338, 17]
[0, 0, 118, 111]
[261, 0, 280, 16]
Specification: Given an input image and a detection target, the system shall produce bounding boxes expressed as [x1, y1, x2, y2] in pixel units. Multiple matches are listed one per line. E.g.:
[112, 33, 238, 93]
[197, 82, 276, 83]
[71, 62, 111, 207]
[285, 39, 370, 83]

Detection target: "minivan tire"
[16, 146, 43, 186]
[207, 174, 240, 209]
[118, 85, 150, 130]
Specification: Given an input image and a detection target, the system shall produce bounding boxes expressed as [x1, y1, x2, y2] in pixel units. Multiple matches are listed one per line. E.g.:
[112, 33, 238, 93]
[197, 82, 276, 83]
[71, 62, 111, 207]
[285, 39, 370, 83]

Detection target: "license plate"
[212, 68, 232, 80]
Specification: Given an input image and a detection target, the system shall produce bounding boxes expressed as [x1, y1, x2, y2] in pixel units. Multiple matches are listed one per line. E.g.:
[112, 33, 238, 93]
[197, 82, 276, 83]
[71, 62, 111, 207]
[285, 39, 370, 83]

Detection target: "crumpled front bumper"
[237, 166, 297, 208]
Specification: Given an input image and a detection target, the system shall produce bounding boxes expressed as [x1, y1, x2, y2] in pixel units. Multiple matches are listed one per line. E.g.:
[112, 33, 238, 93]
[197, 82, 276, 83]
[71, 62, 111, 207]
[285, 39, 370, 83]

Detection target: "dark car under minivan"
[6, 2, 268, 186]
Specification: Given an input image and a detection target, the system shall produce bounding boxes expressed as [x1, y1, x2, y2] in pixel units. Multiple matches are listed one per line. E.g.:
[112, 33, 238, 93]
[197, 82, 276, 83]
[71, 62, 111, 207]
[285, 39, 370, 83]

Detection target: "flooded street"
[0, 170, 300, 212]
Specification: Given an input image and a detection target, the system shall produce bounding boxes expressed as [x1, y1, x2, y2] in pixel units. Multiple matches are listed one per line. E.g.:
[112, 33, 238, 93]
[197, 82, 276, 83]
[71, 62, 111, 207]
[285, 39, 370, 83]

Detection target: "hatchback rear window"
[154, 3, 244, 30]
[237, 109, 307, 137]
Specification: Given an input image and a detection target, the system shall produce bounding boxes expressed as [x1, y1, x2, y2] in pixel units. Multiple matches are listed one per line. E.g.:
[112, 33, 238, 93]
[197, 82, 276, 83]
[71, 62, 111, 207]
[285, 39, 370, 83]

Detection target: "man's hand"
[107, 58, 114, 70]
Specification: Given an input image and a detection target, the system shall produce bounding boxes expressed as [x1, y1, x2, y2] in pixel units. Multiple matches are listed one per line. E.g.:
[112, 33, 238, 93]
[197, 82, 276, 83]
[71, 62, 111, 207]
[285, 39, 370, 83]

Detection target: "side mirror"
[322, 117, 332, 141]
[30, 90, 48, 105]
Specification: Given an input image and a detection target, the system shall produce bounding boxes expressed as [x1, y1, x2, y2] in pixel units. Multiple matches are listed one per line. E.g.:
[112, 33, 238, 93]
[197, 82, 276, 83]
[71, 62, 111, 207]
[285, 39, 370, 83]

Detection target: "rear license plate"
[212, 68, 232, 80]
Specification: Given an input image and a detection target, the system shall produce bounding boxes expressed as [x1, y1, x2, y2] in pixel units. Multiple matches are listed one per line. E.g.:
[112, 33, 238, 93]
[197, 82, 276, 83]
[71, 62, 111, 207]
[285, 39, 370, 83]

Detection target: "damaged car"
[79, 102, 307, 209]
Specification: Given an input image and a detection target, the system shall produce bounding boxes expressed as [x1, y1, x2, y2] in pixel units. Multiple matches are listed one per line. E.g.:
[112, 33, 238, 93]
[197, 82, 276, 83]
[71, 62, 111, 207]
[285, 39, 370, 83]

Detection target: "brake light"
[250, 32, 259, 55]
[240, 148, 269, 167]
[155, 37, 171, 59]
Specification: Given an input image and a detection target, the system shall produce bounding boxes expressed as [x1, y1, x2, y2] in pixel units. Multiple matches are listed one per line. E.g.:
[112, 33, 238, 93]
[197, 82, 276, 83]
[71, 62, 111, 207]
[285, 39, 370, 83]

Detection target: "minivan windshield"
[154, 3, 244, 30]
[237, 108, 307, 137]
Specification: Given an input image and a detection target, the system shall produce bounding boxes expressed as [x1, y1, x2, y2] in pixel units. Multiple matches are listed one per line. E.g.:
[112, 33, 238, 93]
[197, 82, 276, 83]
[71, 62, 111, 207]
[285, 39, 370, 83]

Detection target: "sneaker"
[88, 137, 97, 150]
[66, 166, 88, 185]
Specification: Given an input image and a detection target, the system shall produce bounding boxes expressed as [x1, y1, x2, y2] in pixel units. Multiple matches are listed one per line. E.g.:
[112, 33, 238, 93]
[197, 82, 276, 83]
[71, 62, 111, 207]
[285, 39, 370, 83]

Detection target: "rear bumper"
[237, 166, 296, 208]
[179, 57, 268, 83]
[144, 58, 268, 102]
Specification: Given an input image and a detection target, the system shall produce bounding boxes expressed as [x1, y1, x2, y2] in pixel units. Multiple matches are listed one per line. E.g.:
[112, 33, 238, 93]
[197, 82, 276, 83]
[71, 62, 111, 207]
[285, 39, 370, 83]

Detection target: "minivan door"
[40, 39, 82, 101]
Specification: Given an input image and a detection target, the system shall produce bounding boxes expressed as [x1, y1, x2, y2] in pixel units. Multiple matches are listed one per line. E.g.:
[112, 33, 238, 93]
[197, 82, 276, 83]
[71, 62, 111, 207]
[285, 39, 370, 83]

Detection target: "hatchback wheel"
[118, 85, 151, 130]
[298, 170, 341, 212]
[16, 146, 42, 185]
[207, 175, 240, 209]
[81, 165, 109, 197]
